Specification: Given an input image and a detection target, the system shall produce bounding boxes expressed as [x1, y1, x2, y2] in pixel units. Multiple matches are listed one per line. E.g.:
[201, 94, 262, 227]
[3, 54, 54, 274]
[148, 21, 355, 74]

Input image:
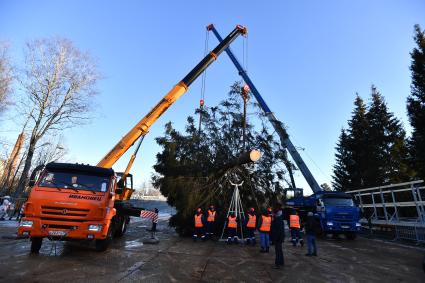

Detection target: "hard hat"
[267, 207, 272, 212]
[3, 196, 10, 199]
[197, 208, 202, 212]
[308, 212, 314, 216]
[249, 207, 254, 212]
[210, 205, 215, 209]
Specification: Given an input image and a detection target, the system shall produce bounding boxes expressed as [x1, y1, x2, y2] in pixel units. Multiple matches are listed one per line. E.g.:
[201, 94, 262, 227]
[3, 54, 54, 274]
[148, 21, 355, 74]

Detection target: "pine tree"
[332, 129, 352, 191]
[333, 88, 412, 191]
[407, 24, 425, 180]
[366, 86, 411, 185]
[346, 95, 370, 188]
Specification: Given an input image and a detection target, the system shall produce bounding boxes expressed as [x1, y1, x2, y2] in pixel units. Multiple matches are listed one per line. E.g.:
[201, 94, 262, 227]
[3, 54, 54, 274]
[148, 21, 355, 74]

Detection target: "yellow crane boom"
[97, 25, 247, 168]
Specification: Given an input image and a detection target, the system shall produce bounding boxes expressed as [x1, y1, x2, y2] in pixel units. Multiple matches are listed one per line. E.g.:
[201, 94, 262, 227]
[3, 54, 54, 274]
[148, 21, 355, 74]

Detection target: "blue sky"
[1, 1, 424, 194]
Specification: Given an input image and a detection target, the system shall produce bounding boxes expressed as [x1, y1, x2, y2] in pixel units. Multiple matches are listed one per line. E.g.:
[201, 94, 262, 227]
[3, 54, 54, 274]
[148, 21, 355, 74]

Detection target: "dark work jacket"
[271, 212, 285, 242]
[305, 216, 320, 235]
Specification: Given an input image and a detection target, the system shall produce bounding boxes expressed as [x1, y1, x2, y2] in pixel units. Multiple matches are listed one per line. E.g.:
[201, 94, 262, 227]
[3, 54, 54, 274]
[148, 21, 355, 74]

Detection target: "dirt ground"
[0, 207, 424, 282]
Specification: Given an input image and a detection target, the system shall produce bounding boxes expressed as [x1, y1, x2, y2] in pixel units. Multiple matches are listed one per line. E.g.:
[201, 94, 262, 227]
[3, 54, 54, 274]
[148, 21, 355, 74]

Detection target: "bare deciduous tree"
[0, 42, 13, 115]
[16, 38, 100, 196]
[32, 135, 68, 168]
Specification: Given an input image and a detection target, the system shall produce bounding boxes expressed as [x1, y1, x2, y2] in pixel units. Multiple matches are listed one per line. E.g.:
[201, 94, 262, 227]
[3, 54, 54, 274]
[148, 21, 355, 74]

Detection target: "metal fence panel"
[395, 225, 425, 243]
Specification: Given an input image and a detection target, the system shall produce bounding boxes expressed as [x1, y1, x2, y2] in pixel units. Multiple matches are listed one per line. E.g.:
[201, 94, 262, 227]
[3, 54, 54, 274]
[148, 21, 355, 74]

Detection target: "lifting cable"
[198, 29, 209, 136]
[240, 34, 249, 150]
[242, 32, 248, 74]
[296, 142, 331, 185]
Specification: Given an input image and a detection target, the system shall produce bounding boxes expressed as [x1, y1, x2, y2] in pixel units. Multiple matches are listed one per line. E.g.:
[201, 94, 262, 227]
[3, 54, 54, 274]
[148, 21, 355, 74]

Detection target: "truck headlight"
[356, 223, 361, 227]
[88, 224, 102, 232]
[326, 221, 333, 226]
[19, 220, 33, 228]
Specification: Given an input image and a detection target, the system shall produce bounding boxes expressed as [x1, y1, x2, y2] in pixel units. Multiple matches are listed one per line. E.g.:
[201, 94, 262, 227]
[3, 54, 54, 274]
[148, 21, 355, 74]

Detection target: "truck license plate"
[341, 225, 350, 229]
[48, 230, 67, 236]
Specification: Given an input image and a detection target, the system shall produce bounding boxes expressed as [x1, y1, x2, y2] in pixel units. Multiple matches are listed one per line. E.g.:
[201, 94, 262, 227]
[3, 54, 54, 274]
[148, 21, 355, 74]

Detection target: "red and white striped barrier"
[140, 210, 158, 223]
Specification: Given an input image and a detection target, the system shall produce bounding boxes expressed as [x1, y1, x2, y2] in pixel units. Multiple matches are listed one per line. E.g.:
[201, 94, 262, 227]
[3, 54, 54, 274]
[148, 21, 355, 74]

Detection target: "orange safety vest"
[289, 214, 301, 229]
[259, 215, 272, 232]
[195, 214, 203, 228]
[207, 210, 216, 222]
[246, 214, 256, 228]
[228, 216, 237, 228]
[246, 214, 257, 228]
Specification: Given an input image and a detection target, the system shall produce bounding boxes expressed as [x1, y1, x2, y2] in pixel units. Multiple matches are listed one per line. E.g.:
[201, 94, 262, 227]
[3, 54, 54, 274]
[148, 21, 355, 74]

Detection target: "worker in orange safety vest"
[258, 209, 272, 252]
[289, 210, 304, 247]
[227, 212, 238, 244]
[193, 208, 205, 241]
[205, 205, 216, 239]
[245, 207, 257, 246]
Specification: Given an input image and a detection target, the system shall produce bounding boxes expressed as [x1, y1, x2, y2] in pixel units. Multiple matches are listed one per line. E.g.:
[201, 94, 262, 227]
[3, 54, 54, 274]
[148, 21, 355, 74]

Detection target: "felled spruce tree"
[152, 82, 291, 236]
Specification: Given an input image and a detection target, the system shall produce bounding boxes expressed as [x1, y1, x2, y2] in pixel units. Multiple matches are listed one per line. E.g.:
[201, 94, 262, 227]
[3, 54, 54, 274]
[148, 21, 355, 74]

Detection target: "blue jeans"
[307, 234, 317, 255]
[260, 232, 269, 250]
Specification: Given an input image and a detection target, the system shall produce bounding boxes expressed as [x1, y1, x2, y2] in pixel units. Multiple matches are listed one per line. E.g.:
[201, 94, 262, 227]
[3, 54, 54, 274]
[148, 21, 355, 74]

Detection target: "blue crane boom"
[208, 24, 322, 193]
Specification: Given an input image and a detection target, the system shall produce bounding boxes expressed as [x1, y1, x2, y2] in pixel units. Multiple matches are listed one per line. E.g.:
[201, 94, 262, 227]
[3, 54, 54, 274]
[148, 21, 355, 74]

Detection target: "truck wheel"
[30, 237, 43, 254]
[114, 217, 128, 238]
[346, 232, 357, 240]
[122, 217, 129, 233]
[95, 224, 114, 252]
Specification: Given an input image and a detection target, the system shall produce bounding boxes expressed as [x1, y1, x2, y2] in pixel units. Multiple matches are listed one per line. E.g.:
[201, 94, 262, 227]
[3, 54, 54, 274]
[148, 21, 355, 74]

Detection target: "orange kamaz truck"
[18, 163, 137, 251]
[17, 25, 247, 253]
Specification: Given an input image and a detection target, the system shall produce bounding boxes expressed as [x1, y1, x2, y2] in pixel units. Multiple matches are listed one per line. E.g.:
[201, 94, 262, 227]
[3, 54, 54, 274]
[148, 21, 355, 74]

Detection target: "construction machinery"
[17, 25, 247, 253]
[209, 25, 360, 238]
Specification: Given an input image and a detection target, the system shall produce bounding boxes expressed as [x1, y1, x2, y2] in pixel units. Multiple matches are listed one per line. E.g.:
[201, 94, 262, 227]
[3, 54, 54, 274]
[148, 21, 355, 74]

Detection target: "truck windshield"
[322, 197, 354, 207]
[38, 171, 110, 192]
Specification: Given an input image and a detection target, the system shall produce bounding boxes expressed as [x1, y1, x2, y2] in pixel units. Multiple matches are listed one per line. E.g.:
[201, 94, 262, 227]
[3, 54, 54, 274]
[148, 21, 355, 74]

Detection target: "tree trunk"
[15, 137, 37, 197]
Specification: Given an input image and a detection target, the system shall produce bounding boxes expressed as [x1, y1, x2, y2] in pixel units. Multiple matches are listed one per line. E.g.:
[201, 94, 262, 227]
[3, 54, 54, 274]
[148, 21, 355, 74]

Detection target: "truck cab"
[313, 191, 361, 239]
[286, 190, 361, 239]
[18, 162, 121, 252]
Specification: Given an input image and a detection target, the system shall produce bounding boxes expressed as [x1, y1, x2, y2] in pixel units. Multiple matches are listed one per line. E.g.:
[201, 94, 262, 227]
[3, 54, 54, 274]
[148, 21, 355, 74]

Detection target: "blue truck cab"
[286, 190, 361, 239]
